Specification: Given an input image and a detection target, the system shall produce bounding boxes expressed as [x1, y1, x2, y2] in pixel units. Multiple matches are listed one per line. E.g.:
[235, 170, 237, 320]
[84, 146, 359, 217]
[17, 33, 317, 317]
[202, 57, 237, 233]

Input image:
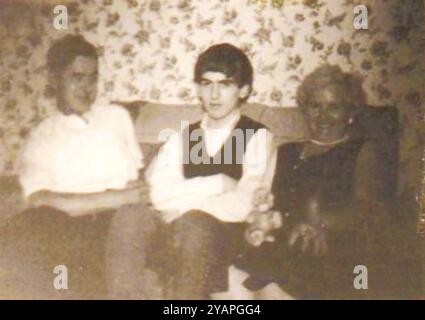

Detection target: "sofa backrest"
[121, 102, 400, 198]
[128, 101, 309, 146]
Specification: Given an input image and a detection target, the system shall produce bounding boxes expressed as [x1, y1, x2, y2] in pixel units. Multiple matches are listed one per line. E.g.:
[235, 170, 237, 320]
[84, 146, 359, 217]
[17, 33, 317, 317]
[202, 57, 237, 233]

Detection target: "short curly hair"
[194, 43, 253, 91]
[47, 35, 98, 77]
[296, 64, 366, 111]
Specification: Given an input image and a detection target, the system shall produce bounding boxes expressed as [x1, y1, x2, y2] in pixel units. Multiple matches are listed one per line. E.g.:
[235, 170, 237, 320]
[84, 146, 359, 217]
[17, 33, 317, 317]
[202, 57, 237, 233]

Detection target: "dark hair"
[296, 64, 366, 111]
[194, 43, 253, 91]
[47, 35, 98, 77]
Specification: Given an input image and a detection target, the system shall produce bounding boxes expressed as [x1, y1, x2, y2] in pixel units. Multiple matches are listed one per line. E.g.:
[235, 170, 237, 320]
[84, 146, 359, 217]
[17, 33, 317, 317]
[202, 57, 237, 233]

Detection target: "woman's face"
[303, 85, 352, 143]
[57, 55, 98, 115]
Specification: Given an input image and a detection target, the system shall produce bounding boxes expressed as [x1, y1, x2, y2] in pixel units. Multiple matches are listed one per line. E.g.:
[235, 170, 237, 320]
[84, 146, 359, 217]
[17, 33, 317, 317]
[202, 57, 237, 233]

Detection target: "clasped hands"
[244, 188, 282, 247]
[245, 189, 328, 256]
[26, 179, 151, 217]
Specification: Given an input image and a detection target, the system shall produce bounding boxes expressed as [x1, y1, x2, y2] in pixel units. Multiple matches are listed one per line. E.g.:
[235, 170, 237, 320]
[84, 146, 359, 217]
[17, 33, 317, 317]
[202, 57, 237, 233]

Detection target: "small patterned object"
[417, 111, 425, 237]
[418, 155, 425, 237]
[418, 217, 425, 238]
[245, 188, 284, 246]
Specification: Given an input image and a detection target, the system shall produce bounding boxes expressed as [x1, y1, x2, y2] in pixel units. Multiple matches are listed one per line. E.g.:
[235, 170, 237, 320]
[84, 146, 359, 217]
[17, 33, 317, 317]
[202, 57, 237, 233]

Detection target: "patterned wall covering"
[0, 0, 424, 191]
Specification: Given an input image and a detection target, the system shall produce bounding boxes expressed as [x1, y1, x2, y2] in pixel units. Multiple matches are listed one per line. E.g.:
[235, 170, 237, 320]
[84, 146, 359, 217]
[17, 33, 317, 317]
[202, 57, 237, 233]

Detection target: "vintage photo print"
[0, 0, 424, 300]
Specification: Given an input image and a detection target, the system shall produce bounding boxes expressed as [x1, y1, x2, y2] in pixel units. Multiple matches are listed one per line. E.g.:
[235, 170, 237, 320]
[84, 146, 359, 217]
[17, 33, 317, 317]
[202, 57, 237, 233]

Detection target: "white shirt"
[146, 111, 277, 223]
[18, 102, 143, 197]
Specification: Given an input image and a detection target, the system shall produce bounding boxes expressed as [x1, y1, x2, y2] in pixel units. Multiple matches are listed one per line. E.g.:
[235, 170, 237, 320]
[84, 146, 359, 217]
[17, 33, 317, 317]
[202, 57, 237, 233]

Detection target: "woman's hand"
[126, 179, 147, 189]
[288, 223, 328, 256]
[27, 187, 142, 217]
[220, 174, 238, 192]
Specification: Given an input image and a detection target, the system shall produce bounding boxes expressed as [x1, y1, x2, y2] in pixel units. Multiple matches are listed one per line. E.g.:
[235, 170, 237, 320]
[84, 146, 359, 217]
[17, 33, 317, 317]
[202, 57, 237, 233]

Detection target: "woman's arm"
[288, 140, 391, 254]
[313, 140, 390, 232]
[26, 181, 148, 217]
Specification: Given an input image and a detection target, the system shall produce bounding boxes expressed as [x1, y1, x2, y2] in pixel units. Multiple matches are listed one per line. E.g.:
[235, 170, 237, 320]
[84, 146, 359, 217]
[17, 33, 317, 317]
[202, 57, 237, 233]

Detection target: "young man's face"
[57, 55, 98, 115]
[197, 71, 250, 121]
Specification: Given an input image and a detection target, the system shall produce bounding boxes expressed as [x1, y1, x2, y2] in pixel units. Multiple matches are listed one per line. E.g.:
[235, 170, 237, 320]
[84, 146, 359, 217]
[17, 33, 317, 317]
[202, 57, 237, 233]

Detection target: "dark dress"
[0, 206, 114, 299]
[240, 137, 396, 298]
[238, 106, 404, 299]
[275, 139, 366, 298]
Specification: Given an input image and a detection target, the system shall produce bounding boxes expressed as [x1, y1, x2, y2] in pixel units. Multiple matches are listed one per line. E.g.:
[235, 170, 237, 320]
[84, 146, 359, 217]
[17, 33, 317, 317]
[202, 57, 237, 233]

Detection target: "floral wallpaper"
[0, 0, 424, 194]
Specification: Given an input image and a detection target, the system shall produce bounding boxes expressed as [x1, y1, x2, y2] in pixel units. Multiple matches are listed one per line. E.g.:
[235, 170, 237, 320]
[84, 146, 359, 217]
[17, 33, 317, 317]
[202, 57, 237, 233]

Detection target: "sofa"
[1, 100, 419, 299]
[121, 101, 309, 167]
[121, 101, 399, 201]
[123, 101, 411, 299]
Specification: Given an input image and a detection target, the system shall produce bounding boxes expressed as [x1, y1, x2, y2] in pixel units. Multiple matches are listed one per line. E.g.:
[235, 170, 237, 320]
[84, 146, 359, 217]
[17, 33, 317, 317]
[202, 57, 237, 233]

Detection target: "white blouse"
[18, 102, 143, 197]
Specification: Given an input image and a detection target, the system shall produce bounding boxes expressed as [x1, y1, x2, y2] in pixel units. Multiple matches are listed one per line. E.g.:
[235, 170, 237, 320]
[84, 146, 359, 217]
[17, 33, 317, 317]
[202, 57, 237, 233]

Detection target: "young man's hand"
[245, 210, 282, 247]
[252, 188, 274, 212]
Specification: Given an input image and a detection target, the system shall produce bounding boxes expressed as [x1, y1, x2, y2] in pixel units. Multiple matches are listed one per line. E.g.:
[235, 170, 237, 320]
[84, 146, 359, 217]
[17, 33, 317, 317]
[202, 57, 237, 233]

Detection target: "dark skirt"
[0, 206, 113, 299]
[102, 205, 248, 299]
[147, 210, 247, 298]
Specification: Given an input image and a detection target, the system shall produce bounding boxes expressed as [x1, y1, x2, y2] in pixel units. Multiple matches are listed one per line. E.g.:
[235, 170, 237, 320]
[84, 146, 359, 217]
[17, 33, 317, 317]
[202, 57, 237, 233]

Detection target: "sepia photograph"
[0, 0, 424, 301]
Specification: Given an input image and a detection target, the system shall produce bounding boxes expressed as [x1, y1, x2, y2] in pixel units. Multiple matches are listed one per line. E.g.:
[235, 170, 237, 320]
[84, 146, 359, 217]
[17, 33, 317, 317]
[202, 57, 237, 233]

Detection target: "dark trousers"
[0, 206, 113, 299]
[104, 203, 163, 299]
[158, 210, 246, 299]
[106, 206, 246, 299]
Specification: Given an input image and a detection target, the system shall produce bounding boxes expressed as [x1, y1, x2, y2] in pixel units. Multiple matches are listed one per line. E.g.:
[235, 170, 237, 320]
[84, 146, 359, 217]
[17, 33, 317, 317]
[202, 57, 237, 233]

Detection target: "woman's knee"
[110, 203, 160, 238]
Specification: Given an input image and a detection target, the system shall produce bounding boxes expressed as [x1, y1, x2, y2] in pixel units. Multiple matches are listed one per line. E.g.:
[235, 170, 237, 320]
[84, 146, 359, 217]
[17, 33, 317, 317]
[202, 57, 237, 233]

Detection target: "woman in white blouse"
[1, 35, 145, 299]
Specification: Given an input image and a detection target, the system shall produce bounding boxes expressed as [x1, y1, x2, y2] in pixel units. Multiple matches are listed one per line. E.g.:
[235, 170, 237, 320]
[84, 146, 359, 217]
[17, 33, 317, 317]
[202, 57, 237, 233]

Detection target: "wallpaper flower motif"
[0, 0, 424, 189]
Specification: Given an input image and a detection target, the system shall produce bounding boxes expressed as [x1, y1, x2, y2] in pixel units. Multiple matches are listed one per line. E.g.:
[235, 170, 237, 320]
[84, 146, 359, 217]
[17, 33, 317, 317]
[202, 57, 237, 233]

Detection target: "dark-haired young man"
[1, 35, 144, 299]
[146, 43, 277, 299]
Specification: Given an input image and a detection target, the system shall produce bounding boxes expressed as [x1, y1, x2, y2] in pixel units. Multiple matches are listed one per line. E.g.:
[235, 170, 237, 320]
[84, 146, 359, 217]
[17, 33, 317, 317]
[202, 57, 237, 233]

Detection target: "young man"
[146, 43, 277, 299]
[1, 35, 144, 299]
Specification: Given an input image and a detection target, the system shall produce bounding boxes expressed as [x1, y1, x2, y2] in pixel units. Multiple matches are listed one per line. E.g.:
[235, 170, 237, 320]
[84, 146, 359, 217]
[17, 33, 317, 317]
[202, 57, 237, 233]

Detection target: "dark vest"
[182, 115, 266, 180]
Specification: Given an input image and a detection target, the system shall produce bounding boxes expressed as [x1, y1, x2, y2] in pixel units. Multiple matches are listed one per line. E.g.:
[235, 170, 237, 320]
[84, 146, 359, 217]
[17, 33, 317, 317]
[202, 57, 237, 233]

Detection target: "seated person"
[0, 35, 144, 299]
[19, 35, 143, 208]
[243, 65, 398, 299]
[142, 43, 277, 299]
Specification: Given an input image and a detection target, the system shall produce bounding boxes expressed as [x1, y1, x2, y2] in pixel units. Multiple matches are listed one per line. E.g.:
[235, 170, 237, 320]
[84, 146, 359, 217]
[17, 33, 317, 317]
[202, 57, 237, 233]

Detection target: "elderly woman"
[241, 64, 398, 299]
